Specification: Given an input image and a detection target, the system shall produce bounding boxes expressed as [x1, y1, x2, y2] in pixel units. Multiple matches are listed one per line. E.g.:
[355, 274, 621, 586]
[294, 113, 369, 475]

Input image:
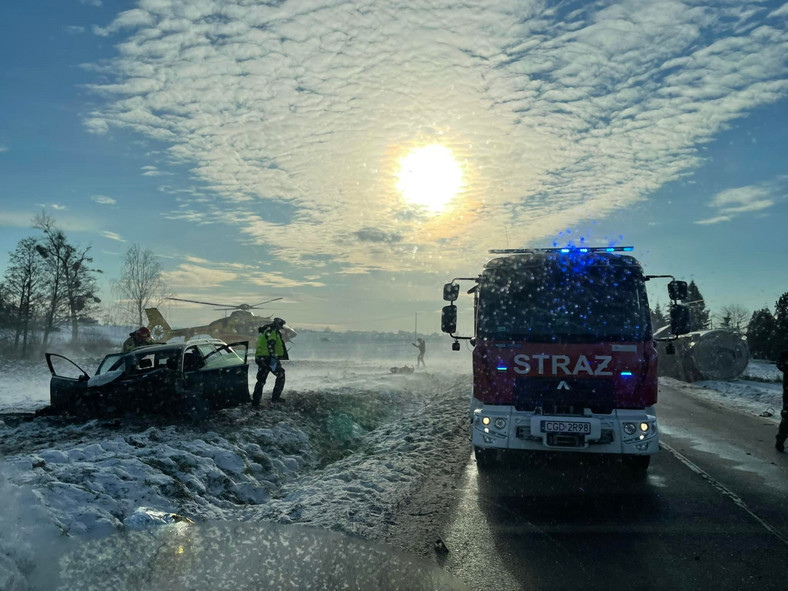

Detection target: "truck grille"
[514, 377, 615, 414]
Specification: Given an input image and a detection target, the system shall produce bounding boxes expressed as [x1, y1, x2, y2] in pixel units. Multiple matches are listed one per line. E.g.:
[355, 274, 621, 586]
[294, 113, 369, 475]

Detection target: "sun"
[396, 144, 463, 213]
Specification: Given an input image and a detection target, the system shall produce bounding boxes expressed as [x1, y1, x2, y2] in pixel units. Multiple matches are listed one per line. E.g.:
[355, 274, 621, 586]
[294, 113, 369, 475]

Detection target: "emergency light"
[489, 246, 634, 254]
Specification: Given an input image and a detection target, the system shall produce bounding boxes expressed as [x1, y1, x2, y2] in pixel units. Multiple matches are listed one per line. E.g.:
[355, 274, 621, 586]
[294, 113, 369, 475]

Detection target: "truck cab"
[442, 247, 689, 472]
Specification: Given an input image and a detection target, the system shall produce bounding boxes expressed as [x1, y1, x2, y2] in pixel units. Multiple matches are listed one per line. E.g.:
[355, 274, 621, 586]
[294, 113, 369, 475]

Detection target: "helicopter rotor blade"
[249, 297, 283, 308]
[166, 297, 238, 308]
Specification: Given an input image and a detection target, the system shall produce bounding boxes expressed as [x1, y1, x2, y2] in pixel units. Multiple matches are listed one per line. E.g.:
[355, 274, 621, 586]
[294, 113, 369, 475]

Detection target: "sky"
[0, 0, 786, 334]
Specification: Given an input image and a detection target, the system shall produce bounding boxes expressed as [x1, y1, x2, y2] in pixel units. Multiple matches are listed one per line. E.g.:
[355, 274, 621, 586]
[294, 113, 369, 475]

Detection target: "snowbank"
[659, 358, 783, 421]
[0, 351, 472, 589]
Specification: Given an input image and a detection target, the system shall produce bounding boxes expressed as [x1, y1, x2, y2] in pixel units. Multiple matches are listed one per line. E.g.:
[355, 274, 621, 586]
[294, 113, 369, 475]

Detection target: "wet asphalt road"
[438, 383, 788, 591]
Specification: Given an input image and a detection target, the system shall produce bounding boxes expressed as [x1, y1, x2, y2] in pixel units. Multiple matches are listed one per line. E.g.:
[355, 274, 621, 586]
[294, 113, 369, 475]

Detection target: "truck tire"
[474, 447, 496, 470]
[622, 454, 650, 474]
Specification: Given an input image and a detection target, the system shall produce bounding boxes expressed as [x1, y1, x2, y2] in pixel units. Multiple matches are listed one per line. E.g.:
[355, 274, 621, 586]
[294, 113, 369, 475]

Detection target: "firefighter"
[122, 326, 155, 353]
[776, 350, 787, 453]
[252, 317, 289, 406]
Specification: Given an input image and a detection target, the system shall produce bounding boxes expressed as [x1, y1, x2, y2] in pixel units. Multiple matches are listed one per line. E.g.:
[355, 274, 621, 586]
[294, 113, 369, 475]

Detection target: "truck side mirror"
[443, 283, 460, 302]
[670, 304, 691, 336]
[668, 280, 688, 301]
[441, 305, 457, 333]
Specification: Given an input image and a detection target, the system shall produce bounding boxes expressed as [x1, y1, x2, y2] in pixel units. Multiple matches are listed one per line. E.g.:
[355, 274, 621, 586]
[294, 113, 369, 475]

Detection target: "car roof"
[124, 338, 230, 355]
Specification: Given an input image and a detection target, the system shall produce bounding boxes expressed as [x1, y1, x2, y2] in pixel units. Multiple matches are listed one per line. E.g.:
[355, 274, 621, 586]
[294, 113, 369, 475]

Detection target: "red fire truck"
[441, 247, 690, 472]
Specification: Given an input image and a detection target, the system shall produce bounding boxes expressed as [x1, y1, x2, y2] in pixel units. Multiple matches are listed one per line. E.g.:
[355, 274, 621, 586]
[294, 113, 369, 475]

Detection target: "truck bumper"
[471, 403, 658, 456]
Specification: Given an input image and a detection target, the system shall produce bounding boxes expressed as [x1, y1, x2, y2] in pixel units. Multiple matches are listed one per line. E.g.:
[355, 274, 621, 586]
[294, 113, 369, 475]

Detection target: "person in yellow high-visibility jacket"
[252, 318, 289, 406]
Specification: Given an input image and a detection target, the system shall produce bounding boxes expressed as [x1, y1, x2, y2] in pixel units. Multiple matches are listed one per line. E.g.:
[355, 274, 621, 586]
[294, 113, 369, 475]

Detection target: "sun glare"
[396, 145, 463, 213]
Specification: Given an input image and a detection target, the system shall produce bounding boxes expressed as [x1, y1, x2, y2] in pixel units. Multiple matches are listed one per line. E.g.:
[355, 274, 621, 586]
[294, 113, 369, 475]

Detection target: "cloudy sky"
[0, 0, 786, 333]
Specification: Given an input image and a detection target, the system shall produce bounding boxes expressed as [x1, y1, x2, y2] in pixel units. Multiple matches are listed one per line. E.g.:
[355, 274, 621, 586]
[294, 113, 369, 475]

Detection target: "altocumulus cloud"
[163, 264, 239, 290]
[86, 0, 788, 273]
[101, 231, 125, 242]
[695, 183, 778, 225]
[91, 195, 117, 205]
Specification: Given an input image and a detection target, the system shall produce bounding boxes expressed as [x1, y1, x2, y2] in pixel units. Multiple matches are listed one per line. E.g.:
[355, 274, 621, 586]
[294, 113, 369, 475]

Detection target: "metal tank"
[655, 328, 750, 382]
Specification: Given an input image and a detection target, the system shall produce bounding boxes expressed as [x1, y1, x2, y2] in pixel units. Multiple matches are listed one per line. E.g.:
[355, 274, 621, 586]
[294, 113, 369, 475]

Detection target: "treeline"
[0, 212, 169, 358]
[0, 212, 102, 357]
[650, 280, 788, 361]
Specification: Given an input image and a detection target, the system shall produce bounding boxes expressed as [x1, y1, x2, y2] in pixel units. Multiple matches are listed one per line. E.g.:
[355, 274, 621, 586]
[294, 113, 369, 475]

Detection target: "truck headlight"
[494, 418, 506, 430]
[639, 422, 649, 432]
[623, 423, 636, 435]
[481, 416, 491, 426]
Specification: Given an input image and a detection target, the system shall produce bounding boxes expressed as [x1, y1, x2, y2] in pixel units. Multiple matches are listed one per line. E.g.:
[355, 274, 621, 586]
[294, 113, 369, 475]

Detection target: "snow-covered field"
[0, 341, 472, 590]
[660, 359, 784, 421]
[1, 342, 783, 590]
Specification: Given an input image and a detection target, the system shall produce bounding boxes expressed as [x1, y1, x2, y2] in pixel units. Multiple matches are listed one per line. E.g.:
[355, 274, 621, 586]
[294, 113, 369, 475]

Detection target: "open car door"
[45, 353, 91, 413]
[185, 341, 250, 412]
[226, 341, 249, 363]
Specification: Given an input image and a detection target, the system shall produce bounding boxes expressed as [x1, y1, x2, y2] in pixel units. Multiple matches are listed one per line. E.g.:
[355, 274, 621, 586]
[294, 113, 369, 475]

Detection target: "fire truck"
[441, 247, 690, 472]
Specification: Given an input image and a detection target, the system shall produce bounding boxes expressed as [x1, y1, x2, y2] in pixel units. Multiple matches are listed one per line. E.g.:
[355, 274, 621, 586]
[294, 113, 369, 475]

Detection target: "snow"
[2, 337, 783, 588]
[0, 339, 472, 589]
[660, 359, 784, 421]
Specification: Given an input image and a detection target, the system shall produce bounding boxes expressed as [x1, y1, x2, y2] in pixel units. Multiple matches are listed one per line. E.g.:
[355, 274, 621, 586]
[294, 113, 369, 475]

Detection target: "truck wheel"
[622, 455, 650, 474]
[474, 447, 496, 470]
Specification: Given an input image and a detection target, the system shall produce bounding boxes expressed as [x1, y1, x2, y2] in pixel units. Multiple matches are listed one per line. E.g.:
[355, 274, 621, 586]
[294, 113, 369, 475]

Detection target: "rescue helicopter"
[144, 297, 297, 344]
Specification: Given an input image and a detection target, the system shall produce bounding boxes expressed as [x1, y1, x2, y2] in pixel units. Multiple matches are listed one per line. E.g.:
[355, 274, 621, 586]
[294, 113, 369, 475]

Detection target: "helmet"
[273, 317, 286, 327]
[135, 326, 151, 338]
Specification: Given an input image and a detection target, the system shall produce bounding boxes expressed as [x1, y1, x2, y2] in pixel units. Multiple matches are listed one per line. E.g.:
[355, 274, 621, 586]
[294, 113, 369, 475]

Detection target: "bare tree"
[4, 237, 45, 356]
[113, 244, 167, 326]
[715, 304, 750, 335]
[34, 220, 67, 346]
[34, 211, 102, 343]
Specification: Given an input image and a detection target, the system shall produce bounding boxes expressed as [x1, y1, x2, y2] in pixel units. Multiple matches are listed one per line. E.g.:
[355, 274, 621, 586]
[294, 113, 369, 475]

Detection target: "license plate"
[541, 421, 591, 434]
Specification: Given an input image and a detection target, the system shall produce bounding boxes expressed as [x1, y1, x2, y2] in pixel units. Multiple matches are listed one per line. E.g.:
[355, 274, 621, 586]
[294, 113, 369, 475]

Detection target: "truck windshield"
[477, 262, 650, 342]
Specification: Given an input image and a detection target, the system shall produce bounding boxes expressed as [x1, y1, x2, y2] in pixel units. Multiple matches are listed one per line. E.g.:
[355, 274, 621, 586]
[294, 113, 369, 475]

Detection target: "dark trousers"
[778, 410, 788, 445]
[779, 376, 788, 445]
[252, 358, 286, 404]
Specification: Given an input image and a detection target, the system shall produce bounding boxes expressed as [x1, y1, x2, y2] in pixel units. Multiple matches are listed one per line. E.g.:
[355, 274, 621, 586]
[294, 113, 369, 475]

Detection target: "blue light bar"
[490, 247, 635, 254]
[497, 366, 508, 372]
[620, 371, 633, 377]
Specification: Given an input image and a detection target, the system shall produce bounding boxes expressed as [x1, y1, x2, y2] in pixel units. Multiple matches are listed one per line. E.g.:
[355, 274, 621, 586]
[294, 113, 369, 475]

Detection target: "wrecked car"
[41, 338, 250, 418]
